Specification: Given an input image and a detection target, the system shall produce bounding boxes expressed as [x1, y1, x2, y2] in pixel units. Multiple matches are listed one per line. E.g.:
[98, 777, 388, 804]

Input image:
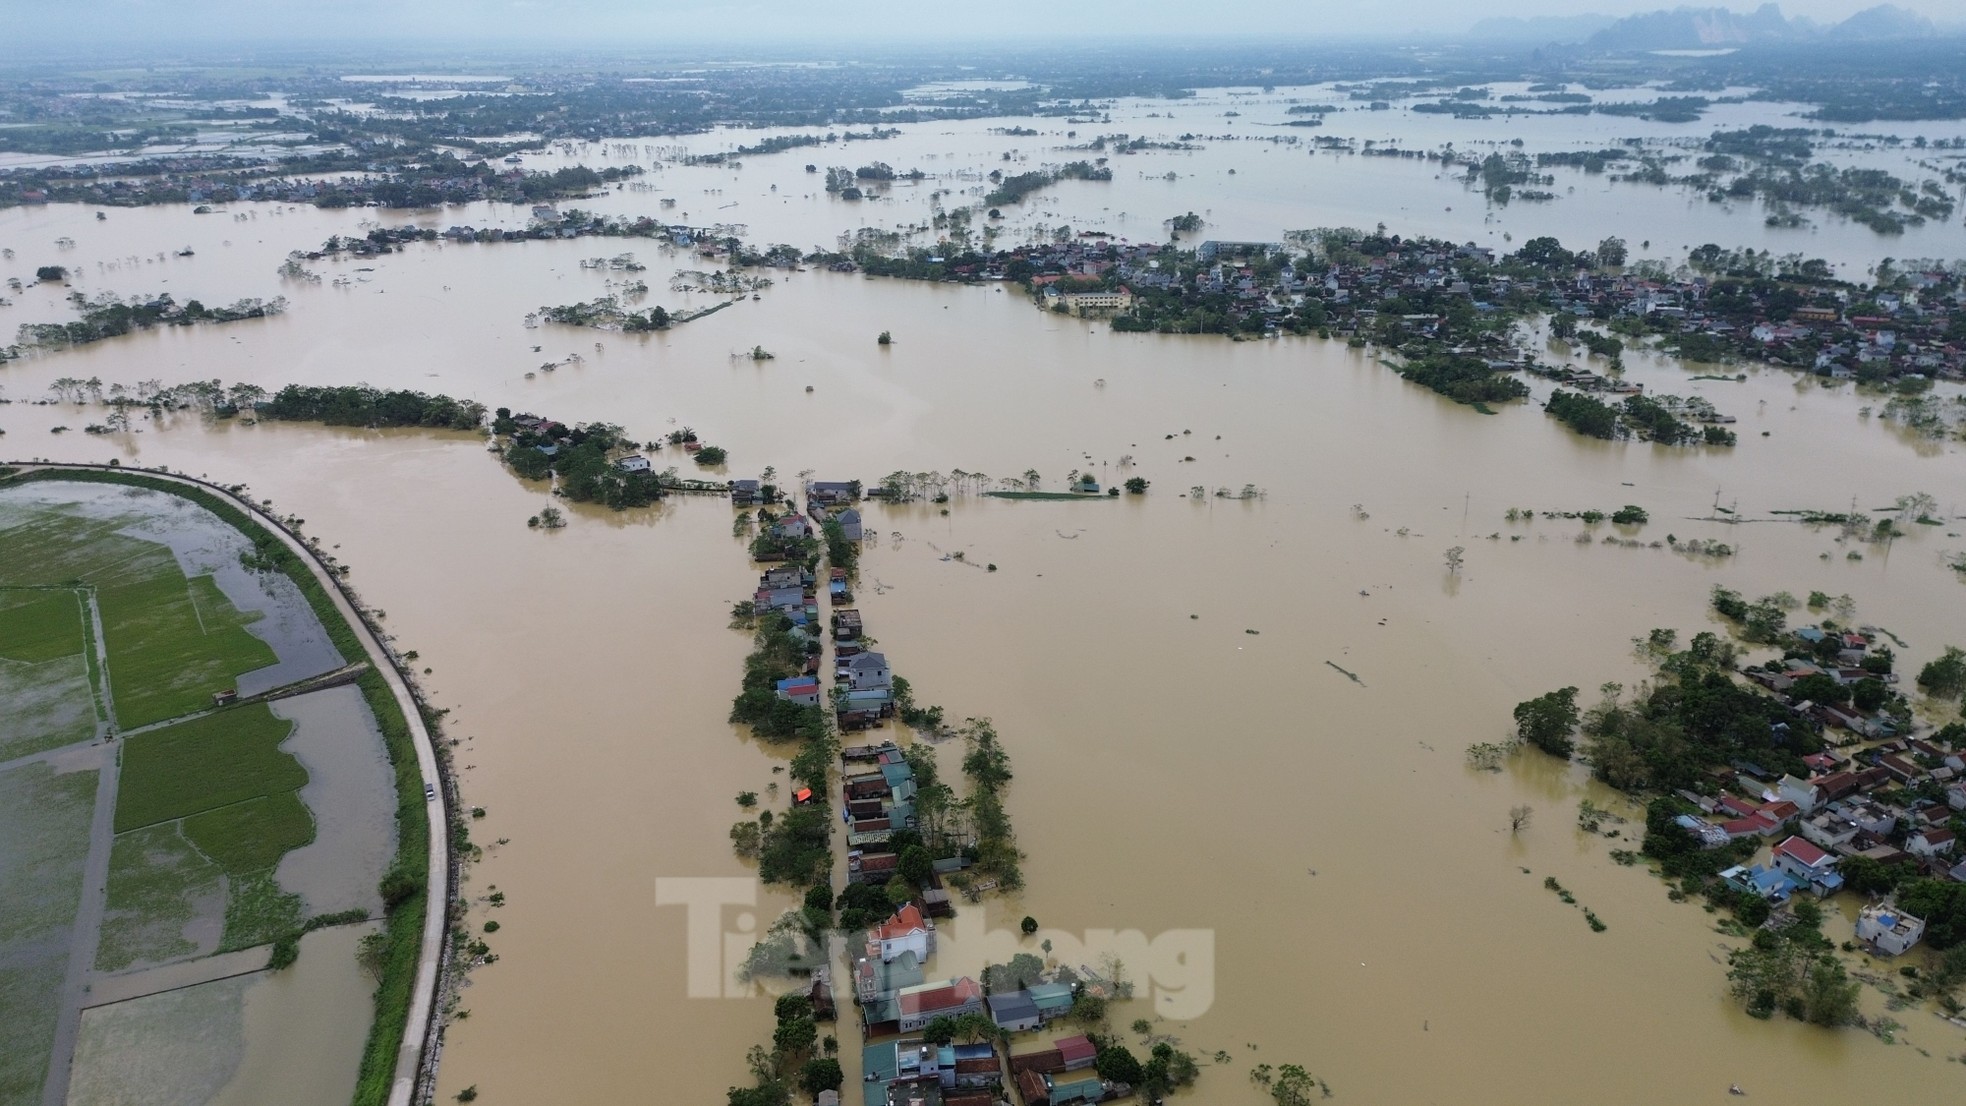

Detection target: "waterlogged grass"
[0, 958, 67, 1106]
[0, 762, 100, 1106]
[0, 588, 98, 761]
[97, 823, 225, 973]
[115, 705, 306, 832]
[221, 870, 305, 952]
[0, 589, 86, 664]
[96, 571, 275, 729]
[182, 792, 314, 874]
[0, 654, 96, 763]
[0, 494, 277, 729]
[3, 470, 438, 1106]
[65, 972, 252, 1106]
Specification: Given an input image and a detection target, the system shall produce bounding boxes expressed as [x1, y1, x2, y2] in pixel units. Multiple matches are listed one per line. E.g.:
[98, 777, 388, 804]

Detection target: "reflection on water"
[211, 924, 378, 1106]
[4, 92, 1965, 1104]
[272, 687, 397, 916]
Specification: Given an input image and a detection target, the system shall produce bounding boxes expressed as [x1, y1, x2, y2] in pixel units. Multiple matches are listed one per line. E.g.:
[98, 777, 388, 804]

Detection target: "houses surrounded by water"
[748, 480, 1145, 1106]
[1663, 624, 1964, 956]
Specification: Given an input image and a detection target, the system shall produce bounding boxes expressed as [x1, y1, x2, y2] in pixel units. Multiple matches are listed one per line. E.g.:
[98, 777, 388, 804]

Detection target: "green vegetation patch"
[0, 589, 87, 664]
[3, 470, 433, 1106]
[0, 495, 278, 729]
[0, 589, 100, 760]
[96, 571, 275, 729]
[219, 870, 304, 952]
[0, 762, 100, 1105]
[115, 704, 306, 832]
[96, 823, 225, 972]
[182, 793, 314, 875]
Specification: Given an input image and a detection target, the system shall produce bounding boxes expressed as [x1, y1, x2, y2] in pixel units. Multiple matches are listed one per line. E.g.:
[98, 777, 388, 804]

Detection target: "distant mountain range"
[1465, 14, 1620, 42]
[1467, 4, 1945, 49]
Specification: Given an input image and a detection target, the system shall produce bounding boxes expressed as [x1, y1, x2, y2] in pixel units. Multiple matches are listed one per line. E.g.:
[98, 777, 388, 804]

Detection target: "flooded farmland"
[3, 87, 1965, 1106]
[0, 483, 395, 1106]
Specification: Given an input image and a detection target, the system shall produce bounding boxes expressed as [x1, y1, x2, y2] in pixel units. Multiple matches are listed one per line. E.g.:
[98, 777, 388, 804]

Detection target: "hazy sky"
[9, 0, 1958, 49]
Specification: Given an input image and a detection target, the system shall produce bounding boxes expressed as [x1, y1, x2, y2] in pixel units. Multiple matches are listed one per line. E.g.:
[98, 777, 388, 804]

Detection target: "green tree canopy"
[1515, 687, 1580, 758]
[1917, 646, 1966, 701]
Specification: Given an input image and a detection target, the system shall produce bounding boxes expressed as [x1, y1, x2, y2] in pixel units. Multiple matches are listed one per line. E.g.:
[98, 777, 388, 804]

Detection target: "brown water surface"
[3, 102, 1965, 1103]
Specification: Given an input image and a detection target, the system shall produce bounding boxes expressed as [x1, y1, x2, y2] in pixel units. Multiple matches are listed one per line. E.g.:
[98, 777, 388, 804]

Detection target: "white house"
[1855, 904, 1925, 957]
[1908, 827, 1958, 859]
[1777, 774, 1822, 815]
[838, 651, 891, 692]
[1800, 810, 1860, 853]
[616, 454, 651, 473]
[870, 903, 934, 963]
[1771, 836, 1842, 894]
[774, 678, 821, 707]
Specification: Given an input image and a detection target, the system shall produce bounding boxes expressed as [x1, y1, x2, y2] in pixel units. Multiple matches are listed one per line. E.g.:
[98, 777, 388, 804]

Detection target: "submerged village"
[6, 133, 1966, 1106]
[223, 208, 1966, 452]
[11, 25, 1966, 1106]
[712, 477, 1205, 1106]
[1500, 586, 1966, 1029]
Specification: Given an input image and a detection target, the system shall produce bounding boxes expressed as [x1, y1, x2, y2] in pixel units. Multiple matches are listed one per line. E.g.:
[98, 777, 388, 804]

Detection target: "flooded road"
[3, 94, 1965, 1105]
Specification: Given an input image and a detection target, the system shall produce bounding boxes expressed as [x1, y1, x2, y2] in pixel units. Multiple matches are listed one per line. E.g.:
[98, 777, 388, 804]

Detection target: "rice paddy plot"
[0, 496, 277, 730]
[115, 706, 308, 835]
[65, 972, 253, 1106]
[96, 824, 226, 974]
[0, 588, 99, 761]
[0, 762, 100, 1106]
[114, 706, 316, 952]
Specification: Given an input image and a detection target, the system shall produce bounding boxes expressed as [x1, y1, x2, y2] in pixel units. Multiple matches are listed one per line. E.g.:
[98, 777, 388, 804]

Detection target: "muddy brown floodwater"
[4, 94, 1965, 1105]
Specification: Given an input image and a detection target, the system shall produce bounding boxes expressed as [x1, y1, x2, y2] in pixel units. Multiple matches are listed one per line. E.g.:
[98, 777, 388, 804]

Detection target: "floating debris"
[1325, 660, 1365, 686]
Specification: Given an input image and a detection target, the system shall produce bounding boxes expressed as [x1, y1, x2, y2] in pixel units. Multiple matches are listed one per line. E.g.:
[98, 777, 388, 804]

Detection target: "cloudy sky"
[10, 0, 1957, 48]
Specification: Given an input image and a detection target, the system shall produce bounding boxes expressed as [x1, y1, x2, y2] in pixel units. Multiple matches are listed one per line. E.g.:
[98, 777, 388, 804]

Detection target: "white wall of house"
[880, 930, 930, 964]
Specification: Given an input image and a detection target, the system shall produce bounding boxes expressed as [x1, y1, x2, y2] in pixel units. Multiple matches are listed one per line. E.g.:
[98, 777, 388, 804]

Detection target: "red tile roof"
[871, 904, 926, 942]
[1717, 795, 1758, 818]
[1009, 1050, 1065, 1075]
[899, 977, 981, 1016]
[1719, 817, 1767, 838]
[1054, 1035, 1096, 1065]
[1774, 835, 1830, 868]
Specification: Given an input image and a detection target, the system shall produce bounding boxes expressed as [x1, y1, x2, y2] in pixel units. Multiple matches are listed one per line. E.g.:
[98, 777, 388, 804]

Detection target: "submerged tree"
[1513, 687, 1580, 758]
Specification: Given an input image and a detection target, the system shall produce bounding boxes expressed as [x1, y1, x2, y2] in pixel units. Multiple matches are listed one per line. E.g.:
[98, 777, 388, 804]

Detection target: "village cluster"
[1669, 625, 1965, 957]
[745, 482, 1142, 1106]
[3, 157, 640, 211]
[830, 230, 1966, 387]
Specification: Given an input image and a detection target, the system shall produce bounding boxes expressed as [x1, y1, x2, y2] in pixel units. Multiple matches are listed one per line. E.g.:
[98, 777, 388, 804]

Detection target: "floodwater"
[68, 925, 375, 1106]
[3, 90, 1965, 1105]
[0, 484, 389, 1105]
[272, 686, 397, 917]
[1, 483, 348, 694]
[209, 924, 378, 1106]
